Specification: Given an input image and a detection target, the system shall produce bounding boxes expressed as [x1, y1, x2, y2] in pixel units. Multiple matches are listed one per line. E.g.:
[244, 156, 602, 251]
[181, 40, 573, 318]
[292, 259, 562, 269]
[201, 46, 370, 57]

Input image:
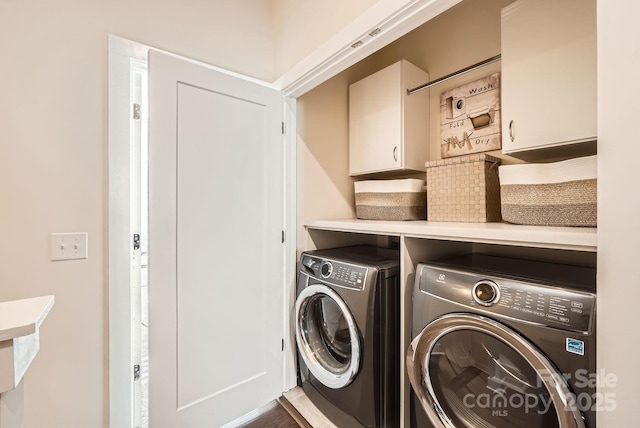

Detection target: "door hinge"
[134, 364, 141, 381]
[133, 233, 141, 250]
[281, 230, 285, 243]
[281, 122, 285, 135]
[133, 103, 141, 120]
[282, 339, 284, 351]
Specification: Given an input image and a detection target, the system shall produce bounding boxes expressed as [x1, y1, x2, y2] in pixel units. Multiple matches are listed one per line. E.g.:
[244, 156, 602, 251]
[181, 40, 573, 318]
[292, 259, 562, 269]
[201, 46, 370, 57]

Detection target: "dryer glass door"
[407, 314, 585, 428]
[295, 284, 361, 389]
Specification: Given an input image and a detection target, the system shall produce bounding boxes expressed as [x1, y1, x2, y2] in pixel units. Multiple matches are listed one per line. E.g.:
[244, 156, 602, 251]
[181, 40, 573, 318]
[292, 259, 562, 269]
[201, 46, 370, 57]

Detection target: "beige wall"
[271, 0, 377, 77]
[0, 1, 273, 427]
[597, 0, 640, 425]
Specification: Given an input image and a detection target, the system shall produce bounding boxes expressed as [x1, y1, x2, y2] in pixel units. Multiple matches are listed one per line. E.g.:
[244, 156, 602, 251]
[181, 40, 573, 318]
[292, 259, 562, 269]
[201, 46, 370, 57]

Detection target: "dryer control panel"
[300, 255, 368, 290]
[419, 264, 596, 334]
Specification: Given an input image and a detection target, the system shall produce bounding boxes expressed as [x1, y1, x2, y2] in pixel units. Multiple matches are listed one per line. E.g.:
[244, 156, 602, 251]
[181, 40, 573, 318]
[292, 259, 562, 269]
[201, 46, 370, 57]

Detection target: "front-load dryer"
[408, 254, 596, 428]
[295, 245, 400, 427]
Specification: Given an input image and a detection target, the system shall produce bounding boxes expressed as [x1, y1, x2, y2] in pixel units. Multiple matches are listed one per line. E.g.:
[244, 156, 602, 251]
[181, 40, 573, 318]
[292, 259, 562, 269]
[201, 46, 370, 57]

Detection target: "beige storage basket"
[354, 179, 426, 220]
[499, 155, 597, 227]
[425, 154, 502, 222]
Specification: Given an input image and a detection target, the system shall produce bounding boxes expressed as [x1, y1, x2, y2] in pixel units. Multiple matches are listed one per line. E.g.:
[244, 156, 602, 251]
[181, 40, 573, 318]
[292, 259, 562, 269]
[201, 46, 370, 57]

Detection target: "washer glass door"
[295, 284, 361, 389]
[407, 314, 585, 428]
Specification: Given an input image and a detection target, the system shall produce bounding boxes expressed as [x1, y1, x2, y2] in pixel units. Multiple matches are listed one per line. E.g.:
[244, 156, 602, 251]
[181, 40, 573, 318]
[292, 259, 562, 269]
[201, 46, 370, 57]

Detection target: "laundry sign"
[439, 72, 501, 159]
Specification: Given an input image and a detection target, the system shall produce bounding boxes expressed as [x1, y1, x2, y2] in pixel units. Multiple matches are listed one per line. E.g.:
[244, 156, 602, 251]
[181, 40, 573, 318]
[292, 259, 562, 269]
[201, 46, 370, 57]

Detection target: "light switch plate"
[50, 233, 88, 261]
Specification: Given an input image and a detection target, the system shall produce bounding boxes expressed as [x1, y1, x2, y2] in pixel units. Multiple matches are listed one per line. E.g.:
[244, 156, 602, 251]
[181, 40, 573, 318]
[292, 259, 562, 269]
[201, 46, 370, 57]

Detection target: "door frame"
[109, 0, 463, 424]
[108, 35, 151, 428]
[108, 36, 288, 427]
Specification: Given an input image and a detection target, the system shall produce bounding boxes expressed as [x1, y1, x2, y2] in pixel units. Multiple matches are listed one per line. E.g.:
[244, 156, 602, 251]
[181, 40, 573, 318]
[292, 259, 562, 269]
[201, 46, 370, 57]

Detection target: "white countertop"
[0, 296, 55, 342]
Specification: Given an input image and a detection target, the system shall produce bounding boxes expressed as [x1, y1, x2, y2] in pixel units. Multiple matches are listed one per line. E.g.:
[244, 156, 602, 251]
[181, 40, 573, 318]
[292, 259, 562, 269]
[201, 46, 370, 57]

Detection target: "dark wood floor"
[237, 397, 311, 428]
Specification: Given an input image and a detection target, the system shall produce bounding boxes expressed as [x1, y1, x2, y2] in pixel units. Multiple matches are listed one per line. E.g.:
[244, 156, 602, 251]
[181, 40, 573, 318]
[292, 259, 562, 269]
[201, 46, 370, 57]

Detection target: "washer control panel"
[301, 255, 367, 290]
[419, 264, 596, 334]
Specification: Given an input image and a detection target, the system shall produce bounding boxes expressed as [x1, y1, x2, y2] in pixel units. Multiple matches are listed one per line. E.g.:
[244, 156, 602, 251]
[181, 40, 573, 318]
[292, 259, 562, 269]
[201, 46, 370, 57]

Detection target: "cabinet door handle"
[393, 146, 398, 162]
[509, 120, 515, 142]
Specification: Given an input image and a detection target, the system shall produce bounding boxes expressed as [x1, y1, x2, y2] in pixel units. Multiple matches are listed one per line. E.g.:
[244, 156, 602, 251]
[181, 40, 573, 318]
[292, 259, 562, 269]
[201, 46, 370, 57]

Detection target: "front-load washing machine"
[407, 254, 596, 428]
[295, 245, 400, 427]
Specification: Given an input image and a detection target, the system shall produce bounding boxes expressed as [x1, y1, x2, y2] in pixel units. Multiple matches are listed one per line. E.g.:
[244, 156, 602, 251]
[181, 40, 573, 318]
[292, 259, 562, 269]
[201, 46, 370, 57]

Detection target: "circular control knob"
[320, 262, 333, 278]
[472, 280, 500, 306]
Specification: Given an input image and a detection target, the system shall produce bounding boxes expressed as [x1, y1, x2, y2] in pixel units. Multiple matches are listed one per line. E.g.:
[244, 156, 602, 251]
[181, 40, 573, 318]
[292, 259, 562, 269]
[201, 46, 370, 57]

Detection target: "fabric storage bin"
[354, 179, 426, 220]
[499, 155, 597, 227]
[425, 154, 502, 222]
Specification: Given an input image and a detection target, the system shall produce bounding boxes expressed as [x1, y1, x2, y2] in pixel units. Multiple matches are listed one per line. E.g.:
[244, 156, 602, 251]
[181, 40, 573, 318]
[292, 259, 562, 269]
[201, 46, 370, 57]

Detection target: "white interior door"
[148, 50, 284, 428]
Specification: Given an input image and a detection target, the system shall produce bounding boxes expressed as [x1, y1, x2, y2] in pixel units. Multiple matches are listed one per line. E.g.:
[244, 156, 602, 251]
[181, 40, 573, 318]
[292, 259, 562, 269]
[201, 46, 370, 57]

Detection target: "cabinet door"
[349, 62, 402, 175]
[501, 0, 596, 154]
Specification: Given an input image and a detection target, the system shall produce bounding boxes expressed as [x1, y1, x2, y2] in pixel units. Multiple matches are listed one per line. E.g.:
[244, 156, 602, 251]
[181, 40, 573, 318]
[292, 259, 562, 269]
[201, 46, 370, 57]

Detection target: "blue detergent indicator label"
[566, 338, 585, 356]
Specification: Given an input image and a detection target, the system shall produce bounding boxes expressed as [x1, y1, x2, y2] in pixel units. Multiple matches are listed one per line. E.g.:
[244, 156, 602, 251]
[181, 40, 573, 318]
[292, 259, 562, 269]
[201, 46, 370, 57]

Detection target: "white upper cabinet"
[349, 60, 430, 176]
[501, 0, 596, 155]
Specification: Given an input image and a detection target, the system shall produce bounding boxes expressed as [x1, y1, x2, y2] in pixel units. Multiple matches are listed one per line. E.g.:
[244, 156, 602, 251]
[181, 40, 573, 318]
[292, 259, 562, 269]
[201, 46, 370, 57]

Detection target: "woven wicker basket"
[425, 154, 502, 222]
[499, 155, 597, 227]
[354, 179, 426, 220]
